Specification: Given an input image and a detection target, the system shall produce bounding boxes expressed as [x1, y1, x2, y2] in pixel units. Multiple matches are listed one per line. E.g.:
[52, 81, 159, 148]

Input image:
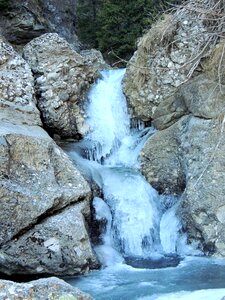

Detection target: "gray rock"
[177, 117, 225, 256]
[130, 1, 225, 257]
[153, 74, 225, 130]
[0, 36, 41, 126]
[123, 9, 212, 122]
[23, 33, 98, 138]
[0, 27, 99, 276]
[0, 277, 92, 299]
[141, 115, 225, 256]
[0, 0, 80, 50]
[0, 201, 99, 275]
[80, 49, 110, 71]
[140, 117, 186, 195]
[0, 123, 91, 249]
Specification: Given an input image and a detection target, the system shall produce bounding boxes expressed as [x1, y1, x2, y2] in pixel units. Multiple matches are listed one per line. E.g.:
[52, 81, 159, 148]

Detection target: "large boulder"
[23, 33, 98, 138]
[0, 0, 80, 50]
[0, 123, 99, 275]
[123, 6, 212, 122]
[140, 117, 186, 195]
[0, 125, 91, 245]
[0, 37, 98, 275]
[0, 277, 92, 299]
[0, 201, 98, 275]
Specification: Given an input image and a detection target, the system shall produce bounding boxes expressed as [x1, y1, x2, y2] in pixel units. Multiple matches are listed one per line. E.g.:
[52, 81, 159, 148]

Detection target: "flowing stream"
[65, 69, 225, 299]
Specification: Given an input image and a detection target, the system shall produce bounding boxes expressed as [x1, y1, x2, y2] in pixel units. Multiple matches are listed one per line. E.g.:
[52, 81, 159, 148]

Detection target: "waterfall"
[66, 69, 191, 267]
[85, 69, 129, 161]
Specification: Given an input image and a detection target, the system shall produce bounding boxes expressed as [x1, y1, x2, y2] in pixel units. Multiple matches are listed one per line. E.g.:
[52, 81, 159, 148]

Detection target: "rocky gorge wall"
[0, 0, 109, 295]
[0, 33, 102, 277]
[0, 0, 80, 50]
[124, 0, 225, 256]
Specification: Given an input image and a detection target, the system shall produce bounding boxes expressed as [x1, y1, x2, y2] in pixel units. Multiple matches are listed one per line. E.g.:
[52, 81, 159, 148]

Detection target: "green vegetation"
[76, 0, 100, 49]
[76, 0, 183, 64]
[0, 0, 9, 10]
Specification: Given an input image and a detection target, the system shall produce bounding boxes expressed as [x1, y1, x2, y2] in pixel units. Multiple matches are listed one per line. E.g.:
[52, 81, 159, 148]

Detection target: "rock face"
[0, 277, 92, 299]
[137, 1, 225, 256]
[140, 118, 185, 195]
[178, 117, 225, 256]
[0, 200, 98, 275]
[153, 73, 225, 130]
[123, 8, 212, 122]
[23, 33, 98, 138]
[141, 114, 225, 255]
[0, 0, 80, 50]
[80, 49, 110, 71]
[0, 37, 98, 276]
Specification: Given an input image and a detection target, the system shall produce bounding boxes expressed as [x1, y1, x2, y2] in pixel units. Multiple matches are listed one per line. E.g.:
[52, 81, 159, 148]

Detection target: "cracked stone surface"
[0, 36, 98, 276]
[23, 33, 99, 138]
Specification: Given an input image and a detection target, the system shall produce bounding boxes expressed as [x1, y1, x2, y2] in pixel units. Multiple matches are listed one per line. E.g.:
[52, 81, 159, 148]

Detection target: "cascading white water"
[92, 197, 123, 266]
[100, 167, 160, 256]
[66, 68, 191, 265]
[65, 69, 224, 300]
[85, 69, 129, 161]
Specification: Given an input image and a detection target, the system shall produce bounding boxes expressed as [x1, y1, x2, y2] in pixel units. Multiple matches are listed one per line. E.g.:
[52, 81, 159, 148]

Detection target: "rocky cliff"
[124, 0, 225, 256]
[0, 0, 80, 50]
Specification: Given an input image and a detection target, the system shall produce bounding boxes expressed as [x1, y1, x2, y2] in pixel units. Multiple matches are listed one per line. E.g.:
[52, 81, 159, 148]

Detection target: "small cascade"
[85, 69, 129, 161]
[66, 68, 192, 267]
[100, 167, 160, 257]
[92, 197, 123, 266]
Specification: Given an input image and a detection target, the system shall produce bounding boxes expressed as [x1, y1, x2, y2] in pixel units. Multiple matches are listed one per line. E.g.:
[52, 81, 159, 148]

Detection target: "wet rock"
[177, 117, 225, 256]
[124, 254, 181, 269]
[140, 118, 186, 195]
[23, 33, 98, 138]
[141, 115, 225, 256]
[0, 277, 92, 299]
